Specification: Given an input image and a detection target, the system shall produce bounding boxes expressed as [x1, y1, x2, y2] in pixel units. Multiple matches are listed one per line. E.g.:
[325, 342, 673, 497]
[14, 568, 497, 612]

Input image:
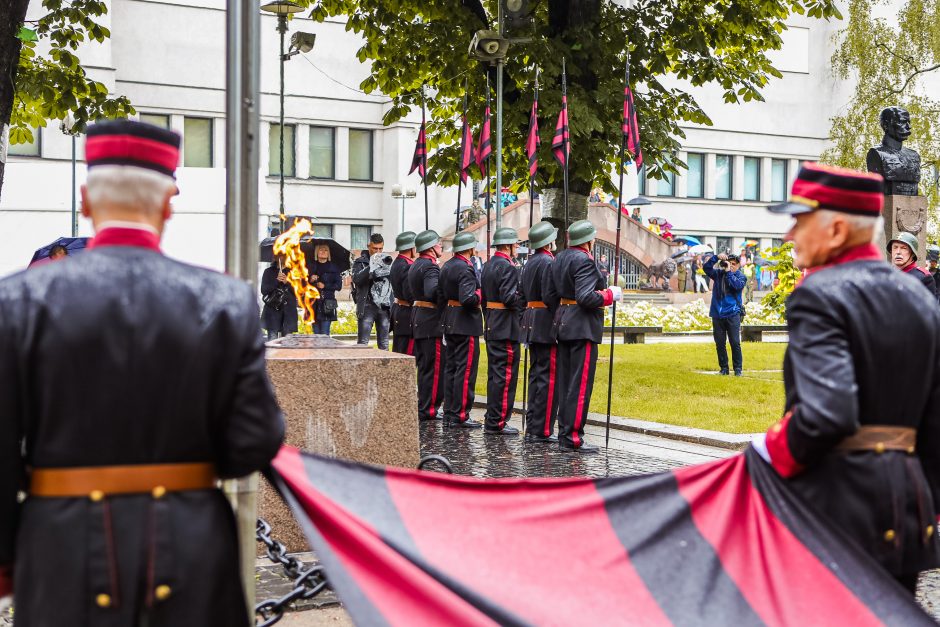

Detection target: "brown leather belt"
[395, 299, 412, 307]
[30, 462, 218, 498]
[413, 300, 436, 309]
[836, 426, 916, 454]
[527, 301, 547, 309]
[560, 298, 578, 305]
[486, 302, 506, 310]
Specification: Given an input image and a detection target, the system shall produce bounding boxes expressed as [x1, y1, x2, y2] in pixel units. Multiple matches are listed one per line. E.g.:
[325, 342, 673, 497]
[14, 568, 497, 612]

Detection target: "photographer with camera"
[353, 233, 393, 350]
[261, 255, 298, 340]
[703, 252, 746, 376]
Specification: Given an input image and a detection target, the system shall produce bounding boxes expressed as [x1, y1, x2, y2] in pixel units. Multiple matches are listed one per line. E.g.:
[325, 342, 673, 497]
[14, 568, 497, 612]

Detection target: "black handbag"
[321, 298, 338, 317]
[263, 284, 290, 311]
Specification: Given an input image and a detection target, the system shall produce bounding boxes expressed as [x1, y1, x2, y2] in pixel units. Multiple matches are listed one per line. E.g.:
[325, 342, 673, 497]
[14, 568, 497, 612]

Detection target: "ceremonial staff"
[551, 59, 570, 234]
[455, 82, 473, 234]
[521, 68, 540, 425]
[476, 76, 493, 260]
[408, 86, 429, 230]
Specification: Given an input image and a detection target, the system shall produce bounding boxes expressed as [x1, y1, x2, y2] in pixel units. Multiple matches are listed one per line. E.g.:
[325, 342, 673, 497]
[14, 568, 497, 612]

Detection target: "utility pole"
[494, 1, 504, 230]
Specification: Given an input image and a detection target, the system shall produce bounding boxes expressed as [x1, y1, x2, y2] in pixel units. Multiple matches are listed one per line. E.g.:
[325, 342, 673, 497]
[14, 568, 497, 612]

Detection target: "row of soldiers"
[387, 219, 622, 453]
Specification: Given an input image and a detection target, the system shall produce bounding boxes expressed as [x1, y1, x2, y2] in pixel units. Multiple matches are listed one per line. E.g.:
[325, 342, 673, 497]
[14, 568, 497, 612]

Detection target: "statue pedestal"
[881, 194, 928, 256]
[259, 336, 419, 553]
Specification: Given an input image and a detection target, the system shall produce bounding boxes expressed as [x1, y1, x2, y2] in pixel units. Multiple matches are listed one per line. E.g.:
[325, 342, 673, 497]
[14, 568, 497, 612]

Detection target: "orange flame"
[272, 218, 320, 322]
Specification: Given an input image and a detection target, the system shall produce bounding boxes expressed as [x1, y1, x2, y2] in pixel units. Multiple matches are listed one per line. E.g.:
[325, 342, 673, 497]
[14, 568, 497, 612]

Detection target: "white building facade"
[0, 0, 850, 276]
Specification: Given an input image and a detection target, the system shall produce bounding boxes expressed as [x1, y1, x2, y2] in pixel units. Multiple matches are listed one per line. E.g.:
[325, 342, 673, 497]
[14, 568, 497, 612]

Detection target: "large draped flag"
[409, 114, 427, 181]
[623, 84, 643, 168]
[459, 109, 473, 185]
[526, 89, 539, 180]
[476, 94, 492, 178]
[551, 94, 569, 169]
[268, 445, 932, 626]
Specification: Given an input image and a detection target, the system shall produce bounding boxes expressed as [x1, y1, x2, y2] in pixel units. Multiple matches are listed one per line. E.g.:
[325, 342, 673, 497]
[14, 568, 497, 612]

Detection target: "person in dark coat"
[390, 231, 417, 355]
[550, 220, 622, 454]
[754, 163, 940, 593]
[353, 233, 390, 349]
[887, 232, 938, 301]
[408, 230, 447, 421]
[0, 120, 284, 626]
[440, 231, 484, 429]
[261, 256, 298, 340]
[520, 221, 560, 443]
[481, 228, 526, 435]
[308, 244, 342, 335]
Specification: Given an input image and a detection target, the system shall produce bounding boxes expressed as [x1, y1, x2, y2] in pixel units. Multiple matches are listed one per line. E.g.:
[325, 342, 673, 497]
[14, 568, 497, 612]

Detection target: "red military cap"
[85, 119, 181, 179]
[768, 162, 884, 216]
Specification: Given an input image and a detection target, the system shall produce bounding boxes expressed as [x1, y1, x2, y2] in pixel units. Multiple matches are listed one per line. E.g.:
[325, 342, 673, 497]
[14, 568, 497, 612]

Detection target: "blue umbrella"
[674, 235, 701, 246]
[29, 236, 89, 266]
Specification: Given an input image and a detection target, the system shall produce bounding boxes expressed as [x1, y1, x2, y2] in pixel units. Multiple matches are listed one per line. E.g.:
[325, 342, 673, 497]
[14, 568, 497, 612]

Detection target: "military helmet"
[887, 231, 919, 260]
[528, 221, 558, 250]
[395, 231, 416, 252]
[415, 229, 440, 253]
[452, 231, 478, 253]
[927, 243, 940, 263]
[492, 227, 519, 247]
[567, 219, 597, 247]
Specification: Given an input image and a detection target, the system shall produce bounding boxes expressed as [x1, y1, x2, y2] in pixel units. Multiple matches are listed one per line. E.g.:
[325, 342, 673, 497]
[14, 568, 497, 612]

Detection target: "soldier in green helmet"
[481, 227, 526, 435]
[550, 219, 622, 453]
[390, 231, 417, 355]
[888, 232, 938, 300]
[408, 230, 448, 420]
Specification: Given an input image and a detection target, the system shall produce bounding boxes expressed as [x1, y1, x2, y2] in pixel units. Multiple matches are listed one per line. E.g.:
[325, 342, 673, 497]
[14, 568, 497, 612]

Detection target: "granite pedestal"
[259, 335, 419, 553]
[880, 194, 928, 255]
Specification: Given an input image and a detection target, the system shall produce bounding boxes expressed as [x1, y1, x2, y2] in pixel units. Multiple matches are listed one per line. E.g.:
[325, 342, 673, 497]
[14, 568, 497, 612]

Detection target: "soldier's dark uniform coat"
[0, 228, 285, 627]
[408, 253, 447, 420]
[440, 253, 482, 423]
[481, 252, 525, 430]
[901, 260, 939, 302]
[764, 244, 940, 579]
[550, 245, 613, 447]
[389, 254, 415, 355]
[521, 249, 560, 437]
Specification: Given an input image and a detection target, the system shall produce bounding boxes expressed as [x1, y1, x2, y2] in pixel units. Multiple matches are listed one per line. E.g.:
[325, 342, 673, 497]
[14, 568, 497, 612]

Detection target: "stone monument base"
[259, 335, 419, 554]
[880, 194, 928, 257]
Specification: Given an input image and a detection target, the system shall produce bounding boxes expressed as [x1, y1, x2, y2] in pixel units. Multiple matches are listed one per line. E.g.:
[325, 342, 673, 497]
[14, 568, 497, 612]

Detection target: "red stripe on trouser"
[429, 339, 441, 418]
[407, 338, 415, 356]
[572, 342, 592, 446]
[459, 337, 475, 421]
[544, 345, 557, 437]
[673, 456, 882, 626]
[499, 341, 514, 428]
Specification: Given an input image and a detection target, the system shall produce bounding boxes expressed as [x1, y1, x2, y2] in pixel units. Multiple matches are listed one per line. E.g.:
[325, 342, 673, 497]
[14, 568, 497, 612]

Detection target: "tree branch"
[881, 62, 940, 96]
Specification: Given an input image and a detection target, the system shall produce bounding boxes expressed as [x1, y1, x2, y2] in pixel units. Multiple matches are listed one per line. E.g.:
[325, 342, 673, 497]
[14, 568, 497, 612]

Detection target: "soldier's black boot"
[485, 425, 520, 436]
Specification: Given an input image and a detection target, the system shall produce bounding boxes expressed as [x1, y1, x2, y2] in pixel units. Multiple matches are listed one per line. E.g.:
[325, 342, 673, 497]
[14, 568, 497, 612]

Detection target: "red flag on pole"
[526, 93, 539, 180]
[551, 95, 569, 169]
[623, 85, 643, 168]
[475, 103, 492, 178]
[409, 116, 427, 181]
[459, 113, 473, 184]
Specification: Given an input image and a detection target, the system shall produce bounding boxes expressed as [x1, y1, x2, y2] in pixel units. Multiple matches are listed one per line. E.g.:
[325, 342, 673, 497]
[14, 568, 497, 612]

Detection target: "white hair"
[815, 209, 882, 242]
[85, 166, 176, 214]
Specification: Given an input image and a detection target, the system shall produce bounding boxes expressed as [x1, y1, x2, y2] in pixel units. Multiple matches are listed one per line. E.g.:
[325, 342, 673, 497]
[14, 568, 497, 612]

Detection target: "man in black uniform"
[440, 232, 484, 429]
[754, 163, 940, 592]
[520, 221, 560, 443]
[482, 228, 526, 435]
[390, 231, 417, 355]
[0, 120, 284, 626]
[409, 230, 447, 421]
[551, 220, 622, 453]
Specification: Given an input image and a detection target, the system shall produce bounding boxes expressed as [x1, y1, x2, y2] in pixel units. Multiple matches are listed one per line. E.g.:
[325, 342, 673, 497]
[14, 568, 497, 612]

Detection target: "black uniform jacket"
[0, 232, 285, 626]
[765, 247, 940, 576]
[902, 261, 939, 302]
[521, 250, 558, 345]
[390, 254, 415, 337]
[440, 253, 483, 337]
[549, 246, 613, 344]
[481, 252, 525, 342]
[408, 253, 445, 339]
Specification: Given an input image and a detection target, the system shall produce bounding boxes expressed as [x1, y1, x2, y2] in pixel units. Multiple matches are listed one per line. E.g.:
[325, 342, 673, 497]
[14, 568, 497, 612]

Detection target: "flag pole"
[422, 84, 429, 231]
[605, 54, 630, 449]
[522, 68, 539, 430]
[562, 58, 569, 236]
[455, 85, 468, 235]
[485, 75, 492, 261]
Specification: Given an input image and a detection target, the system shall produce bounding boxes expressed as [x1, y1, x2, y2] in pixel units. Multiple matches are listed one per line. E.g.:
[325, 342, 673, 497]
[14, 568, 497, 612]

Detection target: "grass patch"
[474, 342, 787, 434]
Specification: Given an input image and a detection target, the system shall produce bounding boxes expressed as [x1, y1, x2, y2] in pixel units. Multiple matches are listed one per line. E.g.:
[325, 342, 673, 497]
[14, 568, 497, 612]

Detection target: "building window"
[716, 236, 733, 255]
[350, 225, 372, 250]
[771, 159, 787, 202]
[183, 117, 213, 168]
[658, 168, 675, 197]
[269, 123, 296, 177]
[313, 223, 333, 238]
[7, 126, 40, 157]
[348, 129, 373, 181]
[743, 157, 760, 201]
[715, 155, 732, 200]
[140, 113, 170, 128]
[309, 126, 335, 179]
[637, 163, 646, 195]
[686, 153, 704, 198]
[772, 238, 784, 249]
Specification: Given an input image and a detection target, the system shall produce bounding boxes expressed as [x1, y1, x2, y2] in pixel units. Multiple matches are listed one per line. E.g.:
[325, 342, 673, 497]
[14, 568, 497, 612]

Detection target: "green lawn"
[474, 342, 787, 434]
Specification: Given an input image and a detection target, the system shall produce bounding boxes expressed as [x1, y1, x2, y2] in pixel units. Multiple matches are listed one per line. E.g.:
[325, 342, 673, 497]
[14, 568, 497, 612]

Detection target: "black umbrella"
[301, 236, 351, 273]
[259, 237, 277, 263]
[29, 236, 90, 266]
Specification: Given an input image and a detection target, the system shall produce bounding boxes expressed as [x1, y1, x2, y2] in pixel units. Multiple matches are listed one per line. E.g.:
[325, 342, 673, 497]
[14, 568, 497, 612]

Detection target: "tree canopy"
[309, 0, 841, 196]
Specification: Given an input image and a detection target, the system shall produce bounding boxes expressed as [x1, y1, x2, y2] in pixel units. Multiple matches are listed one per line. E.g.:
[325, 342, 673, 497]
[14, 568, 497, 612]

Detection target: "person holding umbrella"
[308, 244, 342, 335]
[260, 255, 298, 340]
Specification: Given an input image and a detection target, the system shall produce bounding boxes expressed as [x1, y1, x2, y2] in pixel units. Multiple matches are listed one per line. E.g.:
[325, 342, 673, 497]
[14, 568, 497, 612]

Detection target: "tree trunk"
[539, 188, 590, 250]
[0, 0, 32, 203]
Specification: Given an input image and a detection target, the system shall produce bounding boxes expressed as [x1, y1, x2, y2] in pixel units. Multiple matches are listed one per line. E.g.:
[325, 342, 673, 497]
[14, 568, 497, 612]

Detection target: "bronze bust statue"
[866, 106, 920, 196]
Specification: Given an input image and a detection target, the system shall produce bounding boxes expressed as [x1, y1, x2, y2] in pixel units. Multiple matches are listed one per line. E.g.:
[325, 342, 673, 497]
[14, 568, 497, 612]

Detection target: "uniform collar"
[454, 252, 472, 265]
[494, 251, 511, 261]
[419, 252, 437, 262]
[398, 254, 415, 265]
[572, 244, 593, 260]
[900, 260, 918, 274]
[802, 242, 882, 281]
[538, 249, 555, 259]
[88, 222, 162, 252]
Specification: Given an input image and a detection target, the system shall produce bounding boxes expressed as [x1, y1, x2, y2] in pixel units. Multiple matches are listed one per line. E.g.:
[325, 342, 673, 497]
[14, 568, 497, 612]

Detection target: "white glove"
[0, 596, 11, 615]
[608, 286, 623, 302]
[751, 433, 771, 464]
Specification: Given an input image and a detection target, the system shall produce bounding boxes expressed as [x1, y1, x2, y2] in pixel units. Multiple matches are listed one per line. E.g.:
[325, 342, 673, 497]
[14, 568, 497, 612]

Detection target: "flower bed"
[604, 300, 784, 332]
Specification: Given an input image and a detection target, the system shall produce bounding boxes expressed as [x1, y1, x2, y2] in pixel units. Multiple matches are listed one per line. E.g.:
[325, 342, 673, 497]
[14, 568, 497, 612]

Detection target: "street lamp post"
[60, 115, 80, 237]
[391, 184, 417, 231]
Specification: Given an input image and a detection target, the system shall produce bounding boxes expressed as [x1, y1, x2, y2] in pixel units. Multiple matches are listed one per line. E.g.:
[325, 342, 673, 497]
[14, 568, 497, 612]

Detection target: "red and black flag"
[552, 69, 569, 169]
[526, 85, 539, 180]
[269, 445, 932, 626]
[475, 90, 492, 179]
[409, 113, 427, 181]
[623, 84, 643, 168]
[459, 102, 473, 185]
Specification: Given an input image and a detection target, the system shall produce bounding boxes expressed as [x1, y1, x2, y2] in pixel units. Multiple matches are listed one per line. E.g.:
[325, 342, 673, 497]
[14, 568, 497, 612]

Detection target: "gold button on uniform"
[155, 585, 172, 601]
[884, 529, 896, 542]
[874, 442, 886, 454]
[152, 485, 167, 499]
[96, 593, 111, 608]
[89, 490, 104, 502]
[927, 525, 935, 539]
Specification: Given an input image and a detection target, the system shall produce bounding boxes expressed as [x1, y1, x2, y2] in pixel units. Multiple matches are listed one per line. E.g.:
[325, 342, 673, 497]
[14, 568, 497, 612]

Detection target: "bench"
[741, 325, 787, 342]
[606, 326, 663, 344]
